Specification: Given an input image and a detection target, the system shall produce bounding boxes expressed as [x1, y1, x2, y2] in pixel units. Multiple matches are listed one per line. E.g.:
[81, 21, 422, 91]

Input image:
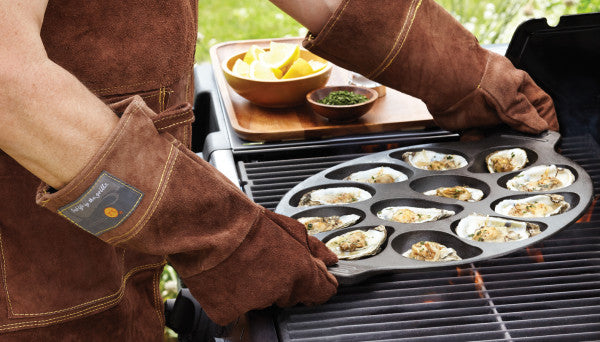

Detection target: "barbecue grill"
[175, 13, 600, 342]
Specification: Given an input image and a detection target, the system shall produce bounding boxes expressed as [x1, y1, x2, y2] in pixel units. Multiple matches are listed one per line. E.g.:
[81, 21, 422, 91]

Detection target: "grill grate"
[238, 135, 600, 342]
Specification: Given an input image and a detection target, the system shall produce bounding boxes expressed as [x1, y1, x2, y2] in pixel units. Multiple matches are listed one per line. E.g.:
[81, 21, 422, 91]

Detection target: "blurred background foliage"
[195, 0, 600, 62]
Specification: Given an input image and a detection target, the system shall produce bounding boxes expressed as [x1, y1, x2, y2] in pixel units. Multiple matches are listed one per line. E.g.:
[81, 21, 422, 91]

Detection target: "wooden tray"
[210, 37, 435, 142]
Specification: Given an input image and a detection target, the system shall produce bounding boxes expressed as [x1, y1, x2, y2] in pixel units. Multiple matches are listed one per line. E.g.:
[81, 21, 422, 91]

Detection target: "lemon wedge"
[308, 60, 327, 73]
[243, 45, 265, 65]
[258, 42, 300, 72]
[231, 59, 250, 77]
[282, 58, 314, 79]
[249, 61, 282, 80]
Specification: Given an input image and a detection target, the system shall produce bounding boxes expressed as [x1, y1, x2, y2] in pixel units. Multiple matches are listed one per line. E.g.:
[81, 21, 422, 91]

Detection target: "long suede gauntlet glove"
[36, 96, 338, 325]
[304, 0, 559, 134]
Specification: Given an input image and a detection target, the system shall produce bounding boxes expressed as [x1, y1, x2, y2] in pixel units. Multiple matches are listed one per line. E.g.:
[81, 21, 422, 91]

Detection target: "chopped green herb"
[318, 90, 368, 106]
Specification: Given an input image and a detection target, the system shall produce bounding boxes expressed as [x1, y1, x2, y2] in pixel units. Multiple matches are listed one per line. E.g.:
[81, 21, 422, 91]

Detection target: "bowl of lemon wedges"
[222, 41, 332, 108]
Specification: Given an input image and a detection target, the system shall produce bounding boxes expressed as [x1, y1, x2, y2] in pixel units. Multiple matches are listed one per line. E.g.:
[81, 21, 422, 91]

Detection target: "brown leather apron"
[0, 0, 197, 339]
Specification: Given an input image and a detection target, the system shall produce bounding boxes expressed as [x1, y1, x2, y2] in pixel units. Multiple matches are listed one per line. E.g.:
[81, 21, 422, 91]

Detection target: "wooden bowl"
[306, 86, 379, 122]
[221, 49, 332, 108]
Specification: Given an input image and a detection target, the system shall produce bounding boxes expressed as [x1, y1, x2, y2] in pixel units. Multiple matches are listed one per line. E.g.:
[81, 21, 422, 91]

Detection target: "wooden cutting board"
[210, 37, 435, 142]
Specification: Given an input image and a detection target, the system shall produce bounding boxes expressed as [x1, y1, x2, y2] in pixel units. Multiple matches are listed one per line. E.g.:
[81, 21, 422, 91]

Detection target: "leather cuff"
[36, 96, 259, 271]
[304, 0, 557, 134]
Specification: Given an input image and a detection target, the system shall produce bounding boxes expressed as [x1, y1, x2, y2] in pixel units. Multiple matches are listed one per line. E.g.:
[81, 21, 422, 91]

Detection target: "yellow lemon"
[282, 58, 314, 79]
[243, 45, 265, 65]
[308, 60, 328, 73]
[249, 61, 282, 80]
[258, 42, 300, 71]
[231, 59, 250, 77]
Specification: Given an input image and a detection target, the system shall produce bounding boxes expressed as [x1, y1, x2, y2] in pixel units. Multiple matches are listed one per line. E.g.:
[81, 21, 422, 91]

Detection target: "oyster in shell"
[298, 187, 372, 207]
[402, 150, 467, 171]
[402, 241, 462, 262]
[423, 186, 484, 202]
[486, 148, 528, 173]
[377, 206, 455, 223]
[325, 225, 387, 260]
[456, 214, 541, 242]
[506, 165, 575, 192]
[494, 194, 570, 218]
[344, 166, 408, 184]
[297, 214, 361, 235]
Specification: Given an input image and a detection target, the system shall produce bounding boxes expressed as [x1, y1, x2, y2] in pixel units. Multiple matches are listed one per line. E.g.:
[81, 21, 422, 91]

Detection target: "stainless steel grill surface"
[238, 135, 600, 342]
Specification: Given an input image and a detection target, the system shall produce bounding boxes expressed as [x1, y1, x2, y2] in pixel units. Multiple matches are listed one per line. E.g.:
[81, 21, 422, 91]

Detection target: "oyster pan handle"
[498, 130, 561, 147]
[328, 263, 384, 285]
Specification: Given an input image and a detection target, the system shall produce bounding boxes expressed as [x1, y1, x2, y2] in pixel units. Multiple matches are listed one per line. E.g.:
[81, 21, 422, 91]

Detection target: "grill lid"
[506, 13, 600, 142]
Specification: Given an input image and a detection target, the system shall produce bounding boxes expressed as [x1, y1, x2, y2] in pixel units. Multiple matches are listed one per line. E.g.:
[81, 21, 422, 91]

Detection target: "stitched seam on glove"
[368, 0, 422, 80]
[105, 142, 180, 245]
[153, 107, 192, 125]
[307, 0, 352, 49]
[156, 116, 194, 132]
[436, 53, 491, 115]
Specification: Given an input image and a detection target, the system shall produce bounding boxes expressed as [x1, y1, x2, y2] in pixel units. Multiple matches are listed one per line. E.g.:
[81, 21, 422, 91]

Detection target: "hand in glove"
[303, 0, 559, 134]
[37, 96, 338, 325]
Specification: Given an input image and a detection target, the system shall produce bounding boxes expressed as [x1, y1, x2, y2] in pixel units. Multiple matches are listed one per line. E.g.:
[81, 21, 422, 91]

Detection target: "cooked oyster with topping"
[486, 148, 528, 173]
[298, 187, 372, 207]
[344, 166, 408, 184]
[423, 186, 484, 202]
[402, 150, 467, 171]
[456, 214, 541, 242]
[402, 241, 462, 262]
[494, 194, 570, 218]
[325, 225, 387, 260]
[377, 206, 455, 223]
[506, 165, 575, 192]
[297, 214, 361, 235]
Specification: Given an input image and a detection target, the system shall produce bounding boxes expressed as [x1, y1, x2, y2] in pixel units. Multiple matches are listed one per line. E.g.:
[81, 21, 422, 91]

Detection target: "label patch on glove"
[59, 171, 143, 236]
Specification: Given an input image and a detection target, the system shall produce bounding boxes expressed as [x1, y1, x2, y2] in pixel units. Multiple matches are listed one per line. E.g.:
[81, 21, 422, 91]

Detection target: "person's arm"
[271, 0, 558, 134]
[268, 0, 342, 33]
[0, 0, 118, 189]
[4, 1, 338, 326]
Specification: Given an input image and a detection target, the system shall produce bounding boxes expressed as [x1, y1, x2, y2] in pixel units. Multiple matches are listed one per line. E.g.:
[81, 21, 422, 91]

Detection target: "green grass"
[196, 0, 600, 62]
[196, 0, 306, 62]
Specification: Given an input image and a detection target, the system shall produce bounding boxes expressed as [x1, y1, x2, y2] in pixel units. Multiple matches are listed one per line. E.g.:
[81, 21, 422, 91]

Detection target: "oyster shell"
[402, 241, 462, 262]
[297, 214, 361, 235]
[325, 225, 387, 260]
[486, 148, 528, 173]
[456, 213, 541, 242]
[423, 186, 484, 202]
[494, 194, 570, 218]
[506, 165, 575, 192]
[344, 166, 408, 184]
[402, 150, 467, 171]
[377, 206, 455, 223]
[298, 187, 372, 207]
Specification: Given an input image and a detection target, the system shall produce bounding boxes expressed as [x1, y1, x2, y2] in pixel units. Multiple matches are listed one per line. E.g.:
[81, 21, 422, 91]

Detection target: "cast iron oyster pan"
[275, 131, 594, 285]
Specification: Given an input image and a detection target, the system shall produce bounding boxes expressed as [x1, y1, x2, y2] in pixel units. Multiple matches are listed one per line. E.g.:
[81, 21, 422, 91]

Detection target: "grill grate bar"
[282, 324, 511, 342]
[510, 332, 600, 342]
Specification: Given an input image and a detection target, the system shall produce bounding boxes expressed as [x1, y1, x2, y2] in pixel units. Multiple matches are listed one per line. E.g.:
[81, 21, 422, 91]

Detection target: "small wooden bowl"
[306, 86, 379, 122]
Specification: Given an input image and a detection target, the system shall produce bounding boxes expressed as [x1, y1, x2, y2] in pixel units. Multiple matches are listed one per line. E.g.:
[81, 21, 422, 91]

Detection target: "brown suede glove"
[304, 0, 559, 134]
[36, 96, 338, 325]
